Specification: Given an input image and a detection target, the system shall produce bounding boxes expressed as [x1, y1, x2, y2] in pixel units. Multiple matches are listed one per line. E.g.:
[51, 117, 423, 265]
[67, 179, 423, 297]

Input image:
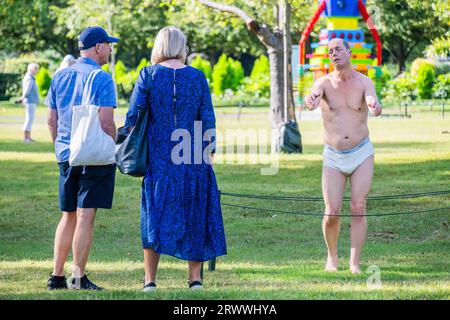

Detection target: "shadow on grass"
[372, 141, 449, 147]
[0, 140, 54, 154]
[1, 259, 449, 300]
[0, 151, 448, 297]
[1, 139, 447, 157]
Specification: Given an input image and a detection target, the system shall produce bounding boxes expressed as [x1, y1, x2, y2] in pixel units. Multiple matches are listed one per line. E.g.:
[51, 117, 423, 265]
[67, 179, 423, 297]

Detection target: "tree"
[199, 0, 301, 151]
[0, 0, 70, 55]
[108, 1, 167, 67]
[368, 0, 449, 74]
[0, 0, 167, 66]
[51, 0, 167, 82]
[51, 0, 119, 88]
[162, 0, 266, 69]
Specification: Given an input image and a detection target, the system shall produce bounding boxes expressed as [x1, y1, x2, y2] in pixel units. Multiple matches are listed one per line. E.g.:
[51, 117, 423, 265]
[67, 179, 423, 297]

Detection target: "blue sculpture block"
[320, 0, 365, 17]
[319, 29, 365, 43]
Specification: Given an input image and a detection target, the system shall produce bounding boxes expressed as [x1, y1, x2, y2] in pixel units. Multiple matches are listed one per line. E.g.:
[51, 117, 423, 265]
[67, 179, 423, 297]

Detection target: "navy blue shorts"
[58, 162, 116, 212]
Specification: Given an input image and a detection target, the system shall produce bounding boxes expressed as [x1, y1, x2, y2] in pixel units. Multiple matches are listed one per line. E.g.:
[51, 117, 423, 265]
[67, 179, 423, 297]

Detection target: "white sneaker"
[143, 282, 157, 292]
[189, 280, 203, 290]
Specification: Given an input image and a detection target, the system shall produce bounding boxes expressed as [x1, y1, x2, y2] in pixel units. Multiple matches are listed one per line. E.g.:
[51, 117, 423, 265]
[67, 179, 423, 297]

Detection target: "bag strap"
[81, 69, 103, 106]
[142, 65, 156, 112]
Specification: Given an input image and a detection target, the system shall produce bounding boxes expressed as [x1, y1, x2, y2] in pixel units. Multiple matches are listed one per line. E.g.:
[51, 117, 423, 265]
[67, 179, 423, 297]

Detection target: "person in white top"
[55, 55, 77, 74]
[15, 63, 40, 143]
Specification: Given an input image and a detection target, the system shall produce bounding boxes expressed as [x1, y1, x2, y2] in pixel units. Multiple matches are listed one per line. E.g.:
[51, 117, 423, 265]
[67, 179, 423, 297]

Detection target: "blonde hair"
[151, 26, 187, 65]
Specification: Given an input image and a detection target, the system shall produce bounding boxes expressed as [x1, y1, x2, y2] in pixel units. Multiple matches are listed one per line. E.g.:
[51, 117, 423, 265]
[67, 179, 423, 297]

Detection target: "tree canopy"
[0, 0, 448, 73]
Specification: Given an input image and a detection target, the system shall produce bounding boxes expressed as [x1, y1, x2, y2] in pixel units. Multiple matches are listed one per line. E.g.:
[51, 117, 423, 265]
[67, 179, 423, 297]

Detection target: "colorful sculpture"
[298, 0, 383, 105]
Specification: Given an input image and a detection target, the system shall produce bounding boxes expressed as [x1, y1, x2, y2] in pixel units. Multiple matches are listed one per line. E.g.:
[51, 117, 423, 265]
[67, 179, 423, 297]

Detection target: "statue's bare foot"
[325, 256, 338, 272]
[350, 265, 361, 274]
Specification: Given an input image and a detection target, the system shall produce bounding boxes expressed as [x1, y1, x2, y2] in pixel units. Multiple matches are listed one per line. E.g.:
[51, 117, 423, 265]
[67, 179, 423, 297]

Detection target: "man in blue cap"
[46, 26, 119, 290]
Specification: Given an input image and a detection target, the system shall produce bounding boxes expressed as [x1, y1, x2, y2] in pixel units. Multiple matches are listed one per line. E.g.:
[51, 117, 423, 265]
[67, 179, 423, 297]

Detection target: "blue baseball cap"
[77, 26, 119, 50]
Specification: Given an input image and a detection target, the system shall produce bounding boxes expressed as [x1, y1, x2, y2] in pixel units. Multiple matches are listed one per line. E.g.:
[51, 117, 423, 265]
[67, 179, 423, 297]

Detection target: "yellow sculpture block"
[327, 17, 358, 30]
[354, 64, 368, 71]
[351, 53, 371, 60]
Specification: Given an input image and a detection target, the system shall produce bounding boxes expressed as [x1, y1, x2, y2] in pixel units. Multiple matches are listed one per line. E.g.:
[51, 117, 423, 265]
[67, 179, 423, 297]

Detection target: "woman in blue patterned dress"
[124, 27, 227, 291]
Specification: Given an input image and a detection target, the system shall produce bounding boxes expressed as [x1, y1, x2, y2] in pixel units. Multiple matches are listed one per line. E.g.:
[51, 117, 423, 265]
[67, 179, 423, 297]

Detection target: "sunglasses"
[97, 42, 114, 49]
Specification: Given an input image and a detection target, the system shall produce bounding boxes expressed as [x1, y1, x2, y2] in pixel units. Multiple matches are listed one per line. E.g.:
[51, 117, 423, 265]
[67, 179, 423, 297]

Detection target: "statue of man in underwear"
[304, 38, 382, 274]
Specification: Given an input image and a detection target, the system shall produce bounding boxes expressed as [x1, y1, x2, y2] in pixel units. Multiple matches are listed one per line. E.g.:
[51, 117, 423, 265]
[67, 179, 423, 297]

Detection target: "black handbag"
[115, 107, 150, 177]
[116, 66, 155, 177]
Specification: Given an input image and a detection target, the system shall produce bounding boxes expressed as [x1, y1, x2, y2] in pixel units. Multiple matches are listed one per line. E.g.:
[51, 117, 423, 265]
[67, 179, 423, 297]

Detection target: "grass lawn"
[0, 102, 449, 300]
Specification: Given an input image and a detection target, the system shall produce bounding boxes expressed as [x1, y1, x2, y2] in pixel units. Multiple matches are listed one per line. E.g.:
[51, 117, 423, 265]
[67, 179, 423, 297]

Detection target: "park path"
[0, 109, 323, 126]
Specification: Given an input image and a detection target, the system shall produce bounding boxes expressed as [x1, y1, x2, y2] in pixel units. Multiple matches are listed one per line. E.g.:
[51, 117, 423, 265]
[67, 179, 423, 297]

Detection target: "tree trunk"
[395, 41, 406, 75]
[268, 42, 296, 151]
[199, 0, 297, 152]
[65, 37, 78, 57]
[268, 45, 284, 136]
[106, 14, 118, 101]
[398, 57, 406, 75]
[282, 1, 296, 122]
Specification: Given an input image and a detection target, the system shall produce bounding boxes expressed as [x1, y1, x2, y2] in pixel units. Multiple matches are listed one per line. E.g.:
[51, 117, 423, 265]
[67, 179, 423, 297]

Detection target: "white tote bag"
[69, 69, 116, 166]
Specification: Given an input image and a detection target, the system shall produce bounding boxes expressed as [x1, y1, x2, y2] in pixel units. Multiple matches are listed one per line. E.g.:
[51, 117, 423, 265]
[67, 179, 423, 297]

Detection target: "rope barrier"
[220, 189, 450, 202]
[209, 190, 450, 273]
[221, 202, 450, 217]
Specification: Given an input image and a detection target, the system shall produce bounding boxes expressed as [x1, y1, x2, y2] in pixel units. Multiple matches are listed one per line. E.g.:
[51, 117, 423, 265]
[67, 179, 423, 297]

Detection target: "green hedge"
[244, 55, 270, 98]
[35, 67, 52, 98]
[417, 63, 436, 99]
[432, 73, 450, 100]
[3, 57, 50, 75]
[0, 73, 21, 100]
[212, 54, 244, 96]
[102, 58, 150, 100]
[191, 55, 212, 83]
[425, 36, 450, 59]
